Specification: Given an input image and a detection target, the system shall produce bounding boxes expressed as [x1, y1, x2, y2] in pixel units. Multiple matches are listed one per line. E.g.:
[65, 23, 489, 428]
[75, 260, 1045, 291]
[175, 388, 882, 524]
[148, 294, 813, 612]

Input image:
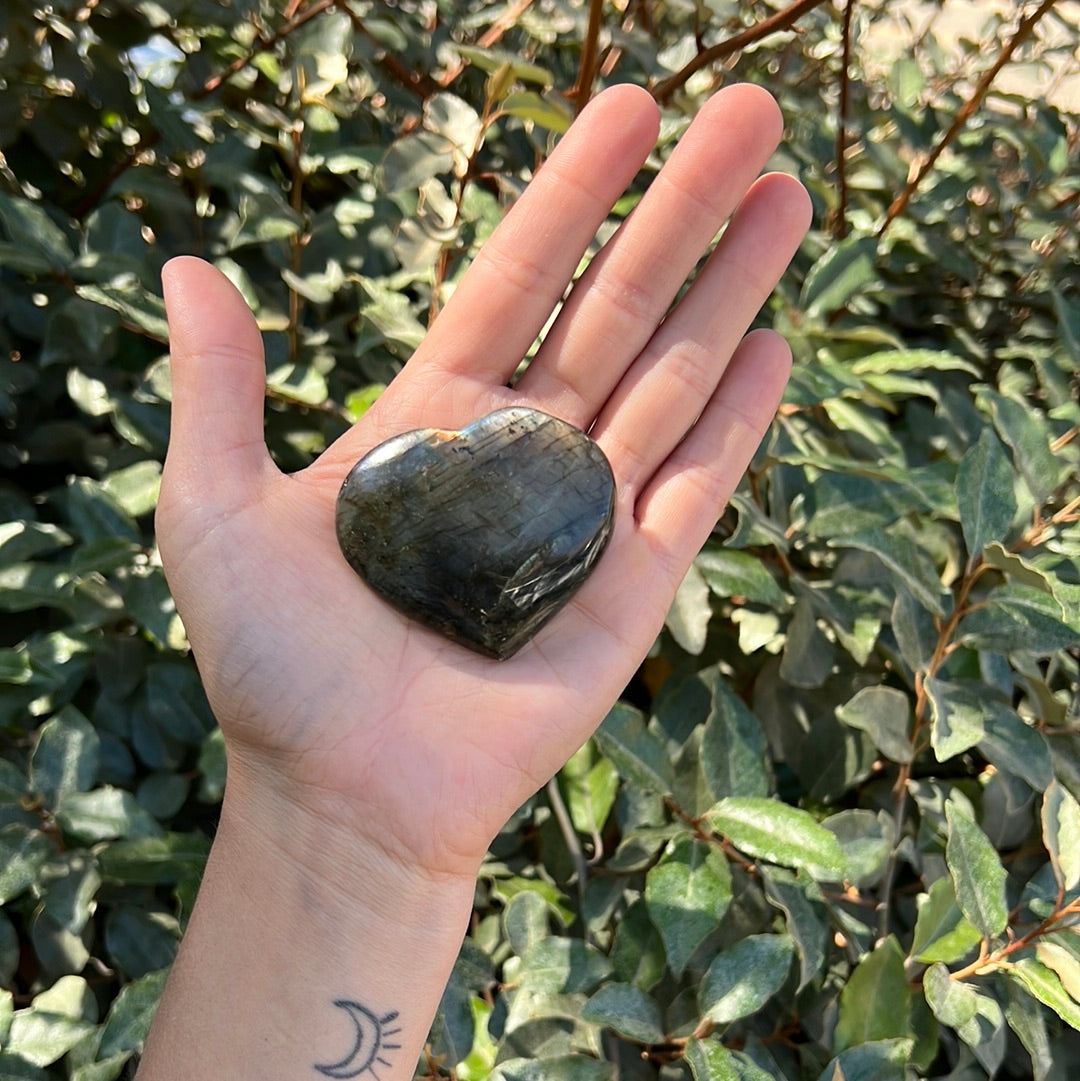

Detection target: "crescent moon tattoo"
[315, 1000, 402, 1080]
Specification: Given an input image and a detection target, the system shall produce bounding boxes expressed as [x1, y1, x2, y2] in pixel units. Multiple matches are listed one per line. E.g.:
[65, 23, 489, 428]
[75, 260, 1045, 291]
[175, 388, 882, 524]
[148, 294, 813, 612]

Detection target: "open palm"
[156, 83, 810, 879]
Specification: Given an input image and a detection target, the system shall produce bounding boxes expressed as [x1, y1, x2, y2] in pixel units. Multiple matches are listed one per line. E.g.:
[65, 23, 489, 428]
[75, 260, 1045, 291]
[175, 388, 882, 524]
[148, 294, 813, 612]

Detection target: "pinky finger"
[634, 328, 791, 572]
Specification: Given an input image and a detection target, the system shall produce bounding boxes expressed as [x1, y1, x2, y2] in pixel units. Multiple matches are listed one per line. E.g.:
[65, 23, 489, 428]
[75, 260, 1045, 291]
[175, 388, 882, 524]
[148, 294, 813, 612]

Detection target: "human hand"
[157, 83, 811, 885]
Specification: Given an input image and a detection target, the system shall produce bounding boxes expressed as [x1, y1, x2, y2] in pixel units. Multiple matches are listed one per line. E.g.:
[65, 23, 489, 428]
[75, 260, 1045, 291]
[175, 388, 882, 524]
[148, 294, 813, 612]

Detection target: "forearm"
[137, 765, 477, 1081]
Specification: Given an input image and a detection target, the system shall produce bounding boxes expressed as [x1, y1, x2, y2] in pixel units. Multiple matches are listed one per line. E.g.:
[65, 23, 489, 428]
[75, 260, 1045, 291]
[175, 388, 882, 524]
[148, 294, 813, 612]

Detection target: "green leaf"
[945, 798, 1008, 938]
[501, 92, 572, 134]
[801, 234, 879, 319]
[909, 876, 983, 964]
[0, 192, 74, 268]
[923, 961, 978, 1027]
[957, 427, 1017, 556]
[645, 836, 731, 979]
[701, 677, 770, 800]
[517, 937, 612, 994]
[705, 798, 849, 880]
[977, 703, 1053, 790]
[957, 583, 1079, 654]
[559, 742, 618, 840]
[850, 349, 978, 376]
[695, 548, 786, 607]
[891, 590, 938, 671]
[97, 833, 210, 886]
[685, 1037, 774, 1081]
[74, 283, 169, 341]
[925, 678, 987, 761]
[1042, 780, 1080, 892]
[666, 563, 711, 655]
[493, 1056, 613, 1081]
[594, 704, 675, 797]
[1003, 976, 1053, 1081]
[778, 598, 834, 689]
[56, 787, 163, 843]
[1008, 958, 1080, 1032]
[838, 529, 948, 616]
[29, 706, 100, 810]
[983, 389, 1061, 503]
[834, 936, 911, 1051]
[0, 825, 54, 904]
[0, 522, 71, 566]
[1035, 935, 1080, 1001]
[5, 1010, 96, 1068]
[836, 686, 912, 762]
[97, 967, 170, 1058]
[699, 934, 793, 1025]
[815, 1039, 913, 1081]
[581, 983, 664, 1044]
[761, 869, 828, 992]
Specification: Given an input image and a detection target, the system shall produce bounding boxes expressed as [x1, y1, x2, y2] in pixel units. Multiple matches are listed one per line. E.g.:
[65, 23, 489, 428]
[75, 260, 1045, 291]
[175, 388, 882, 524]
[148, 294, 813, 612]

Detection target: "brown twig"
[831, 0, 857, 239]
[437, 0, 537, 88]
[570, 0, 607, 114]
[651, 0, 830, 103]
[877, 0, 1061, 238]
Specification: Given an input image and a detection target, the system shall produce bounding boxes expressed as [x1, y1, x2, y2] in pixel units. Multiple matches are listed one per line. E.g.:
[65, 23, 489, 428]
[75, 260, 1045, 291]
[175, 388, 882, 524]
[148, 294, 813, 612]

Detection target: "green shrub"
[0, 2, 1077, 1078]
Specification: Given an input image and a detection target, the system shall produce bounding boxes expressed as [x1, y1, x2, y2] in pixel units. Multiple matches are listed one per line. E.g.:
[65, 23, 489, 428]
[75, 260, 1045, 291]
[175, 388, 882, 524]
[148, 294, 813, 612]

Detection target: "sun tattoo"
[314, 1000, 402, 1080]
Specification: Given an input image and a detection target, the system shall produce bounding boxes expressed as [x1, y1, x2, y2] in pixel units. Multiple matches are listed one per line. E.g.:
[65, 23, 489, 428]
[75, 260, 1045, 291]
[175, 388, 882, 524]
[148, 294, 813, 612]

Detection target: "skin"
[139, 83, 812, 1080]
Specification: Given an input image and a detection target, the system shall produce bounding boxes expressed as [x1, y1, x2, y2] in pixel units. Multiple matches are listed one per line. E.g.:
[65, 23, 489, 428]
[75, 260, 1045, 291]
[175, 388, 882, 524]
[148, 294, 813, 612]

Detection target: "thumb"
[160, 257, 276, 518]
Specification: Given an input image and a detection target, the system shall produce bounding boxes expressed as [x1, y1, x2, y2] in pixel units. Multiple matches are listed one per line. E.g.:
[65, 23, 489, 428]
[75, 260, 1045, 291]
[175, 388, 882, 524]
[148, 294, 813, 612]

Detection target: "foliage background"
[1, 0, 1079, 1078]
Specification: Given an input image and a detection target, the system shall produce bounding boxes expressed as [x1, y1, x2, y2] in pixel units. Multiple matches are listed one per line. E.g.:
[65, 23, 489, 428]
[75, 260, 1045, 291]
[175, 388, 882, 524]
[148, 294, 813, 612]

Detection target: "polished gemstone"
[335, 407, 616, 659]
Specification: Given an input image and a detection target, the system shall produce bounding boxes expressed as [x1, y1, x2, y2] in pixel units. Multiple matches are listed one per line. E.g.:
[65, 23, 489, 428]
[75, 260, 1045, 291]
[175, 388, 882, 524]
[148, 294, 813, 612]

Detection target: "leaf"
[1008, 958, 1080, 1032]
[645, 836, 732, 979]
[957, 583, 1079, 654]
[701, 677, 770, 800]
[976, 702, 1053, 790]
[559, 742, 618, 840]
[581, 983, 664, 1044]
[836, 686, 913, 763]
[834, 936, 911, 1051]
[1003, 976, 1053, 1081]
[493, 1056, 613, 1081]
[705, 798, 849, 880]
[945, 798, 1008, 938]
[909, 876, 983, 964]
[891, 590, 938, 671]
[1035, 935, 1080, 1001]
[501, 92, 572, 134]
[761, 870, 828, 992]
[801, 234, 879, 319]
[815, 1040, 913, 1081]
[666, 563, 711, 655]
[594, 704, 675, 797]
[957, 427, 1017, 556]
[838, 529, 948, 616]
[983, 389, 1061, 503]
[0, 825, 54, 905]
[779, 598, 834, 689]
[685, 1037, 774, 1081]
[5, 1010, 96, 1067]
[56, 787, 163, 843]
[699, 934, 793, 1024]
[29, 706, 100, 810]
[0, 192, 74, 268]
[695, 548, 786, 608]
[97, 967, 170, 1058]
[923, 961, 978, 1027]
[97, 833, 210, 886]
[517, 937, 612, 994]
[925, 678, 987, 761]
[74, 283, 169, 341]
[1042, 780, 1080, 892]
[850, 349, 978, 376]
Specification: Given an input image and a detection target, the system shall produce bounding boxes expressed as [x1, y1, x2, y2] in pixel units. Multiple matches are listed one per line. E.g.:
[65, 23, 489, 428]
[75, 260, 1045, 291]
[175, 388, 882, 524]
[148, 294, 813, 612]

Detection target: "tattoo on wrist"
[315, 1000, 402, 1079]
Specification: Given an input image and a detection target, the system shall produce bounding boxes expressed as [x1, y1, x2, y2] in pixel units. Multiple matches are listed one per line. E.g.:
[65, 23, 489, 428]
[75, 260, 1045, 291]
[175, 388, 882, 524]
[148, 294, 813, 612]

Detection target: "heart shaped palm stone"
[335, 407, 616, 659]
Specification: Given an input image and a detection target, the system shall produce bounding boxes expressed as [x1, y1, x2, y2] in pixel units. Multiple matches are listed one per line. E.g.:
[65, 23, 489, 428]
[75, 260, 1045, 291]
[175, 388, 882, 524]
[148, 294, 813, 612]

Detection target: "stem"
[570, 0, 606, 114]
[877, 0, 1060, 238]
[831, 0, 857, 239]
[651, 0, 830, 103]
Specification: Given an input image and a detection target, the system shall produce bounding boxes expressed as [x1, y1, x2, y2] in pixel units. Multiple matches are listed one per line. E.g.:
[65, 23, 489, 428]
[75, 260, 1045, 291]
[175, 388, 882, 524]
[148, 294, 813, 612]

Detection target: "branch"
[570, 0, 606, 114]
[830, 0, 857, 239]
[651, 0, 830, 103]
[877, 0, 1060, 238]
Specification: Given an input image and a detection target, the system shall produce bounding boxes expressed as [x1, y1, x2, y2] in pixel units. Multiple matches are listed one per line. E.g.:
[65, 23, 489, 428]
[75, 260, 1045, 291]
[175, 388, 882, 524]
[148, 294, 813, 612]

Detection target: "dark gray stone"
[335, 407, 616, 659]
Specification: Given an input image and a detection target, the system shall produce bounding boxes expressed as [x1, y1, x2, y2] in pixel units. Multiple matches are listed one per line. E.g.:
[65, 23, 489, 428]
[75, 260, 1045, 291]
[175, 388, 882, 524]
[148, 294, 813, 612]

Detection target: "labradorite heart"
[335, 407, 616, 660]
